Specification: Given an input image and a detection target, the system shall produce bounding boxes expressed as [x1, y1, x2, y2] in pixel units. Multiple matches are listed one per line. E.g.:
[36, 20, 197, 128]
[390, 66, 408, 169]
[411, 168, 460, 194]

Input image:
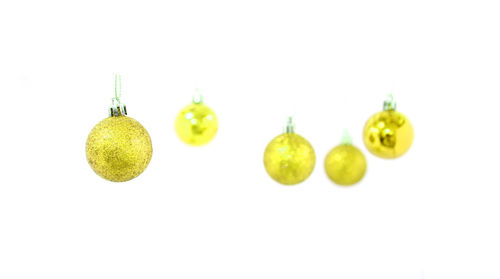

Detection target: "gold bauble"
[363, 110, 414, 159]
[324, 144, 367, 186]
[175, 103, 218, 146]
[86, 115, 153, 182]
[263, 133, 316, 185]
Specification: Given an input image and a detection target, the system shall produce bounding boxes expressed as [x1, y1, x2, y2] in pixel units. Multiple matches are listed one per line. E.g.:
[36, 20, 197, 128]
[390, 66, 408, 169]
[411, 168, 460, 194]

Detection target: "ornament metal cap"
[192, 90, 204, 104]
[340, 129, 353, 145]
[284, 117, 295, 134]
[383, 94, 397, 111]
[109, 99, 127, 116]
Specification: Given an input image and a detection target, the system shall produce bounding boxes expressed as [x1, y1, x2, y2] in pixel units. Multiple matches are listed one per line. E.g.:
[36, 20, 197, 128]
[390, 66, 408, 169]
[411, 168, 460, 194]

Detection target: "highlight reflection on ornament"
[175, 94, 218, 146]
[324, 131, 367, 186]
[86, 75, 153, 182]
[363, 95, 414, 159]
[263, 117, 316, 185]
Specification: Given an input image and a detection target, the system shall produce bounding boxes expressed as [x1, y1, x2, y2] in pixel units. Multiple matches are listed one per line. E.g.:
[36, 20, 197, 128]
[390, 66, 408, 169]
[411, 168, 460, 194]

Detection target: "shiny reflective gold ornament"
[363, 95, 414, 159]
[86, 75, 153, 182]
[325, 132, 367, 186]
[263, 118, 316, 185]
[175, 95, 218, 146]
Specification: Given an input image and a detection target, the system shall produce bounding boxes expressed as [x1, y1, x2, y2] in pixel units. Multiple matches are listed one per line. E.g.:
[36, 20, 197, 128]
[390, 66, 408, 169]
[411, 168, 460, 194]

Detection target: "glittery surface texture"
[86, 115, 153, 182]
[324, 144, 367, 186]
[263, 133, 316, 185]
[363, 110, 414, 159]
[175, 103, 218, 146]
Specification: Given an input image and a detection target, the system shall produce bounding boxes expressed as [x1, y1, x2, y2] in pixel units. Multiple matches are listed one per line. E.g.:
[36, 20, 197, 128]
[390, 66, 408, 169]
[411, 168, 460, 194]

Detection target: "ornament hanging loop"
[383, 93, 397, 111]
[109, 74, 127, 116]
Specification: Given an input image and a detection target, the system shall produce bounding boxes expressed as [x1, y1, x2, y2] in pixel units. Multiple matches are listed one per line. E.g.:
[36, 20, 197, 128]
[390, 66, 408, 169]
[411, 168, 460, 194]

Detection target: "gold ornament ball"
[324, 144, 367, 186]
[86, 115, 153, 182]
[175, 103, 218, 146]
[363, 110, 414, 159]
[263, 133, 316, 185]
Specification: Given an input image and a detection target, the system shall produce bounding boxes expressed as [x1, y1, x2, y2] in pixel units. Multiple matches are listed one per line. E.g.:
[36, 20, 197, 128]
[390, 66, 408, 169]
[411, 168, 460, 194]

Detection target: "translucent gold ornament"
[263, 118, 316, 185]
[175, 95, 218, 146]
[86, 75, 153, 182]
[363, 95, 414, 159]
[324, 131, 367, 186]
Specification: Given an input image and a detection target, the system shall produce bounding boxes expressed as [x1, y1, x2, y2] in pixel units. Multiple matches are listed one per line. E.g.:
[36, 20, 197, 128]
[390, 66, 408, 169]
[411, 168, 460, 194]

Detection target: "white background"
[1, 0, 499, 278]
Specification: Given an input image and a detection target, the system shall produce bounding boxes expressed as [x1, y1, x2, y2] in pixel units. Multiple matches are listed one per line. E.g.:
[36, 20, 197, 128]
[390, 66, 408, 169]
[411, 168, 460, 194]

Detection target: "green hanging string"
[114, 74, 122, 103]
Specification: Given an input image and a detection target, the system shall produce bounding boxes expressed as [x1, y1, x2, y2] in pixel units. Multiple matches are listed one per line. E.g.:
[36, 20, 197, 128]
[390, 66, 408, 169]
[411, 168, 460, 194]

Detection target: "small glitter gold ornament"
[175, 94, 218, 146]
[263, 118, 316, 185]
[324, 131, 367, 186]
[86, 75, 153, 182]
[363, 94, 414, 159]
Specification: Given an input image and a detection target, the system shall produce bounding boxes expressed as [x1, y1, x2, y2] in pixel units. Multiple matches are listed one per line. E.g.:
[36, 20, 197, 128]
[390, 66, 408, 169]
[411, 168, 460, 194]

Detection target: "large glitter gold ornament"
[363, 95, 414, 159]
[86, 75, 153, 182]
[86, 113, 153, 182]
[325, 133, 367, 186]
[263, 118, 316, 185]
[175, 95, 218, 146]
